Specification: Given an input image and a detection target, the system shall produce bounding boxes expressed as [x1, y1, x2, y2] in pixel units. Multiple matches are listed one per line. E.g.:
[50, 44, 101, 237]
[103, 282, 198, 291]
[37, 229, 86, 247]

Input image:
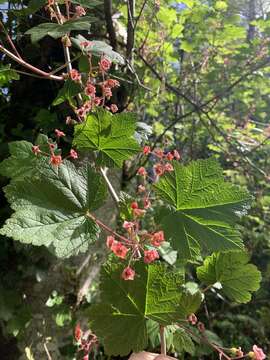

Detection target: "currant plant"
[0, 0, 266, 359]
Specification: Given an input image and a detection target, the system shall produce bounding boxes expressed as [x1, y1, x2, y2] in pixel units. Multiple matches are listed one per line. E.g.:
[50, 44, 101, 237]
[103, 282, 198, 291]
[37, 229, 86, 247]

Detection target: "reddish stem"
[86, 212, 132, 244]
[0, 44, 64, 81]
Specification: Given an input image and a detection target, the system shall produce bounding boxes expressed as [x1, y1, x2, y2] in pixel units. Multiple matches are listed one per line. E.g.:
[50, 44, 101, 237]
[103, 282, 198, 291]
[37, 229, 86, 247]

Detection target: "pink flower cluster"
[68, 55, 120, 119]
[31, 129, 78, 167]
[74, 324, 97, 360]
[138, 146, 181, 178]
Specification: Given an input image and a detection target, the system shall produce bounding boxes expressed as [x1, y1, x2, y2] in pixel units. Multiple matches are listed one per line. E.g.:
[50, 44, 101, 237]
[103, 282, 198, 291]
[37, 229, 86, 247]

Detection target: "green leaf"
[0, 65, 19, 86]
[154, 159, 251, 261]
[0, 160, 107, 258]
[72, 35, 125, 64]
[173, 328, 195, 355]
[197, 251, 261, 303]
[0, 139, 49, 181]
[88, 261, 187, 356]
[73, 109, 140, 167]
[25, 17, 94, 42]
[53, 80, 82, 106]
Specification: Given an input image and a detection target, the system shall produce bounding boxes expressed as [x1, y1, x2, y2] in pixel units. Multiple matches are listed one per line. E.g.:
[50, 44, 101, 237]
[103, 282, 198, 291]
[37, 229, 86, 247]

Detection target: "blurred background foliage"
[1, 0, 270, 358]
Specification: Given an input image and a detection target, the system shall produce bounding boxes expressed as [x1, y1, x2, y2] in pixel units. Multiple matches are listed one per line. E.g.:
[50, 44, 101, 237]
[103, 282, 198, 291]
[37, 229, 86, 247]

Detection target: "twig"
[179, 324, 231, 360]
[100, 167, 120, 205]
[86, 212, 131, 244]
[0, 20, 22, 59]
[0, 44, 64, 81]
[134, 0, 148, 30]
[43, 343, 52, 360]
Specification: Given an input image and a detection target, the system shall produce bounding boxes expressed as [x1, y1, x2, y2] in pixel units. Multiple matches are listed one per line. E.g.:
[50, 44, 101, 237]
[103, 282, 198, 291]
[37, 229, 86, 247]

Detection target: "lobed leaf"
[0, 160, 107, 258]
[197, 251, 261, 303]
[154, 158, 252, 261]
[25, 17, 95, 42]
[88, 261, 202, 356]
[73, 109, 140, 167]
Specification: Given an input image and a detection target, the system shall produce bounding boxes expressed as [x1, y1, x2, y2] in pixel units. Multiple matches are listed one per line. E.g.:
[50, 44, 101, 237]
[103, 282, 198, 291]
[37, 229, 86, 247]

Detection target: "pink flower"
[83, 100, 92, 113]
[143, 146, 151, 155]
[154, 163, 164, 176]
[70, 69, 81, 82]
[133, 208, 146, 217]
[144, 197, 151, 209]
[111, 242, 129, 259]
[173, 149, 181, 160]
[76, 107, 86, 118]
[137, 167, 147, 176]
[154, 149, 164, 158]
[55, 129, 65, 138]
[105, 79, 120, 88]
[103, 87, 112, 98]
[166, 152, 174, 161]
[99, 57, 112, 72]
[110, 104, 118, 113]
[83, 355, 89, 360]
[94, 97, 102, 106]
[74, 323, 82, 342]
[50, 154, 62, 166]
[188, 313, 197, 325]
[164, 163, 174, 172]
[253, 345, 266, 360]
[144, 249, 159, 264]
[70, 149, 78, 159]
[151, 231, 164, 247]
[131, 202, 138, 209]
[32, 145, 41, 155]
[49, 143, 55, 151]
[123, 221, 134, 229]
[121, 267, 135, 280]
[106, 235, 115, 249]
[85, 84, 96, 97]
[75, 5, 86, 16]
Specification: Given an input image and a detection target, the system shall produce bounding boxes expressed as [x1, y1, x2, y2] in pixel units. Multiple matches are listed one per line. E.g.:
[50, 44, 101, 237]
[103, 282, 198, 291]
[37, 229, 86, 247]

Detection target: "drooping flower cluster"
[31, 129, 78, 167]
[137, 146, 181, 179]
[106, 193, 166, 280]
[68, 52, 120, 121]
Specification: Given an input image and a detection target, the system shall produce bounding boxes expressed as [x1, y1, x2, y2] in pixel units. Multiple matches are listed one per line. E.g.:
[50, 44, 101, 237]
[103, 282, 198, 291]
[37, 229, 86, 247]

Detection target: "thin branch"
[86, 212, 131, 244]
[0, 44, 64, 81]
[0, 20, 22, 59]
[134, 0, 148, 30]
[54, 2, 72, 73]
[179, 324, 231, 360]
[43, 343, 53, 360]
[100, 167, 120, 205]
